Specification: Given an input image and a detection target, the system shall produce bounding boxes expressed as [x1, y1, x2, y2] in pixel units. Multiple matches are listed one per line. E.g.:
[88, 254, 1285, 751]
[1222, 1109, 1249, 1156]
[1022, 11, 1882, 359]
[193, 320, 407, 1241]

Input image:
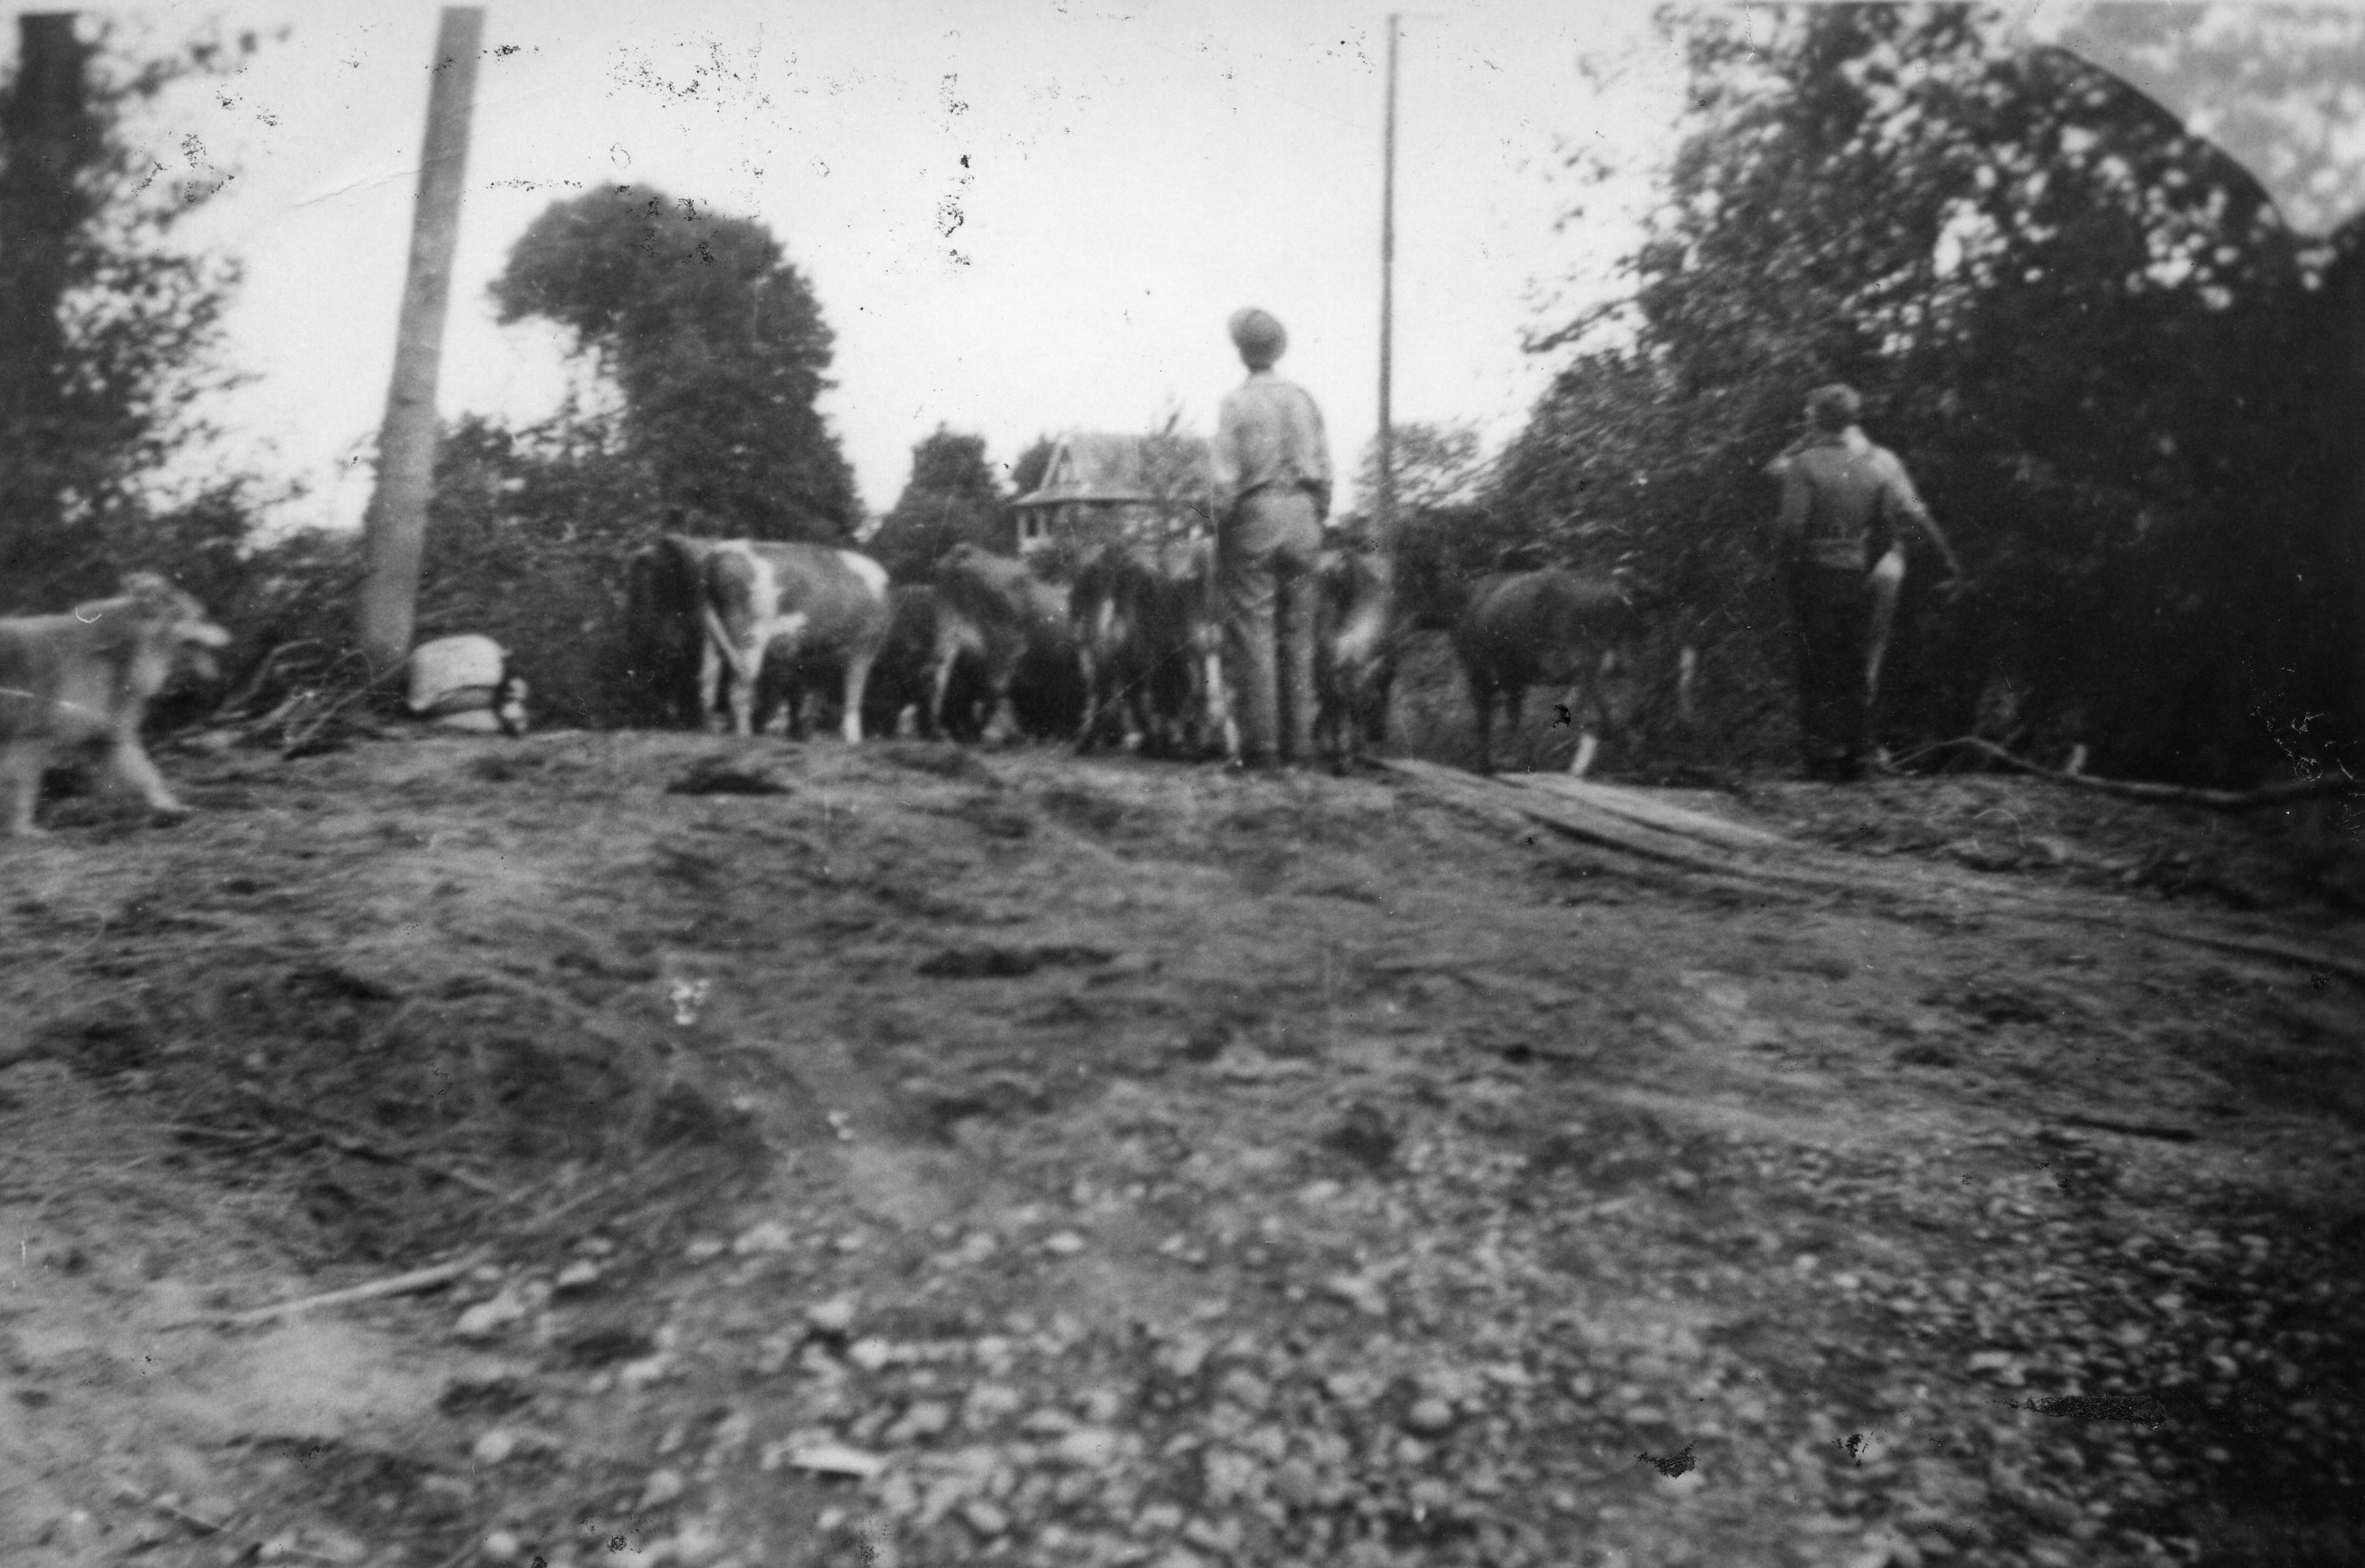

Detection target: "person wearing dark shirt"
[1211, 308, 1333, 768]
[1770, 383, 1963, 780]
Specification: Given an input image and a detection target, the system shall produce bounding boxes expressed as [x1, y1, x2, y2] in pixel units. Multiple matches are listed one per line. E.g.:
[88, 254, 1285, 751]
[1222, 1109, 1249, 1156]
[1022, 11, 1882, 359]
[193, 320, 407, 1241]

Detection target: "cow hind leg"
[842, 652, 875, 744]
[1469, 680, 1496, 775]
[698, 638, 728, 734]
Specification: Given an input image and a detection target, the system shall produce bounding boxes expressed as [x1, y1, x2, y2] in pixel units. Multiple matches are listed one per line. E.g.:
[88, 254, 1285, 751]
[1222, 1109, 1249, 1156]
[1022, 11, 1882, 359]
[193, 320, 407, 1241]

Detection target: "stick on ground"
[159, 1250, 488, 1332]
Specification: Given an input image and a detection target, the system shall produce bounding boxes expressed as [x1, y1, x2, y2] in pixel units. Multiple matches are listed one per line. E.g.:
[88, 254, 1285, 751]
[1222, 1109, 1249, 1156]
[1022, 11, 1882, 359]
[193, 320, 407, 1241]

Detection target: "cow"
[1072, 544, 1180, 755]
[1006, 576, 1088, 741]
[1312, 546, 1399, 771]
[863, 585, 992, 741]
[1071, 539, 1234, 759]
[0, 572, 230, 836]
[698, 541, 892, 741]
[622, 534, 720, 729]
[1152, 535, 1236, 760]
[1453, 568, 1693, 778]
[930, 544, 1075, 743]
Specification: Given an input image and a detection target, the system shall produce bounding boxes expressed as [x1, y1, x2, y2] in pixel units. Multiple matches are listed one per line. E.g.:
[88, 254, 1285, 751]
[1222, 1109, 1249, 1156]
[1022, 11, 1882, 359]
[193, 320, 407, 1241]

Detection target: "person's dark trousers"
[1219, 487, 1322, 764]
[1788, 561, 1872, 779]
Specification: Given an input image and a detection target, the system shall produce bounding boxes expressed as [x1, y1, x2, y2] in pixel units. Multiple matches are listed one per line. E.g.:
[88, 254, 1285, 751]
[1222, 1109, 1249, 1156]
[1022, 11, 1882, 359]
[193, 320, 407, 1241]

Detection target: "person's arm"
[1301, 390, 1333, 521]
[1878, 454, 1963, 579]
[1211, 393, 1244, 518]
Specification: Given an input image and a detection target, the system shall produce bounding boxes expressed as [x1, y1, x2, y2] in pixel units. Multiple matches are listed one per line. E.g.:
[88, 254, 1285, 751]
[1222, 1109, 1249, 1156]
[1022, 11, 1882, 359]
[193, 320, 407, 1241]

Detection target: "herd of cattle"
[621, 532, 1686, 774]
[0, 534, 1685, 836]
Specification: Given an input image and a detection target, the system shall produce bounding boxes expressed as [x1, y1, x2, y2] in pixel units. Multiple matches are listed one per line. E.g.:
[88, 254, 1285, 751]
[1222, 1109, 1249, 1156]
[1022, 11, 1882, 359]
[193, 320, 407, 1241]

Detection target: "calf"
[1153, 536, 1236, 760]
[0, 572, 230, 835]
[1007, 576, 1087, 741]
[699, 541, 892, 741]
[931, 544, 1071, 742]
[1454, 569, 1687, 777]
[864, 586, 990, 741]
[1071, 544, 1179, 754]
[1313, 547, 1398, 770]
[623, 534, 720, 728]
[1071, 540, 1234, 759]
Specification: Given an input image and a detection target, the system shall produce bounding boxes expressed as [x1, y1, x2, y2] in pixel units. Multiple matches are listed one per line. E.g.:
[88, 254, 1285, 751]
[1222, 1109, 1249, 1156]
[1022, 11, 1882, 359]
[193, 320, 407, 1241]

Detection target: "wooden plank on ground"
[1382, 759, 1752, 876]
[1502, 773, 1791, 853]
[1382, 756, 2365, 989]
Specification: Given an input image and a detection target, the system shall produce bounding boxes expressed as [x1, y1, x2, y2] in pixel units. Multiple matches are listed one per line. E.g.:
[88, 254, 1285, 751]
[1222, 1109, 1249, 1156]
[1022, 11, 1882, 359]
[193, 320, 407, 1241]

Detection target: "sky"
[54, 2, 2365, 538]
[82, 0, 1689, 534]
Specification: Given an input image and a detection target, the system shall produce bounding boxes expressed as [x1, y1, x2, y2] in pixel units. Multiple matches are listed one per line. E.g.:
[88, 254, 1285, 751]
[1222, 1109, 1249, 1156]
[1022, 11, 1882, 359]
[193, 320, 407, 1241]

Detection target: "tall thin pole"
[1376, 13, 1399, 551]
[358, 7, 485, 675]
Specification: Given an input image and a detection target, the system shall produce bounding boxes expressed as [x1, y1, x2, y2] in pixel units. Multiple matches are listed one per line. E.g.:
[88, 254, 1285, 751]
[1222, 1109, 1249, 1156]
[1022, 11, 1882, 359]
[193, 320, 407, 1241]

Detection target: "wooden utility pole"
[1376, 13, 1400, 551]
[357, 7, 484, 675]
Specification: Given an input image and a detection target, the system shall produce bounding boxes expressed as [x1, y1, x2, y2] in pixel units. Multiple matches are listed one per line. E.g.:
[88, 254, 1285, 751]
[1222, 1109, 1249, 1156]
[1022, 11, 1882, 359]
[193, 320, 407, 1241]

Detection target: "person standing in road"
[1770, 383, 1965, 781]
[1212, 307, 1332, 769]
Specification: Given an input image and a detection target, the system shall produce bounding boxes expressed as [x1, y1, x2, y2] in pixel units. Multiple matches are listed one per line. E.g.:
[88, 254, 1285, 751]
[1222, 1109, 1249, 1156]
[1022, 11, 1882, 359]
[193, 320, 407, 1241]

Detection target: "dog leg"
[106, 738, 190, 821]
[1, 744, 48, 835]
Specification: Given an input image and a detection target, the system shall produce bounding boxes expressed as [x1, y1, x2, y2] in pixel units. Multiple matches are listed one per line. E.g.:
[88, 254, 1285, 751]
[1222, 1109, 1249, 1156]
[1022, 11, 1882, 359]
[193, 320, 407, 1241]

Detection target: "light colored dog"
[0, 572, 230, 835]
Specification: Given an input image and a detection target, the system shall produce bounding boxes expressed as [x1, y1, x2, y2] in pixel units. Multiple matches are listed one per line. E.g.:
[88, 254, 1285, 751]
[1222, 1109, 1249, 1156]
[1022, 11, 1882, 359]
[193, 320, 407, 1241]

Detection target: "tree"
[1136, 409, 1212, 541]
[1352, 421, 1490, 517]
[0, 18, 266, 612]
[412, 411, 660, 728]
[491, 184, 859, 542]
[1006, 434, 1055, 500]
[867, 425, 1005, 582]
[1349, 421, 1515, 629]
[1506, 5, 2351, 782]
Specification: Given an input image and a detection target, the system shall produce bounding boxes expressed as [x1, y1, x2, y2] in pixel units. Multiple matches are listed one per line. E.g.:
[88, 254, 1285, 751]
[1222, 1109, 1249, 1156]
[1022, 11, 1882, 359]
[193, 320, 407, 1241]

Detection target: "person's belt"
[1233, 477, 1321, 505]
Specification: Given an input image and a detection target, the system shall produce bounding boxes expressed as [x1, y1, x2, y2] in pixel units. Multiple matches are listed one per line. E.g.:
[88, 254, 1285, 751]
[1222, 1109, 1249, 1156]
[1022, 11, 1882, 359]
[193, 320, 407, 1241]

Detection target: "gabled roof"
[1013, 430, 1213, 509]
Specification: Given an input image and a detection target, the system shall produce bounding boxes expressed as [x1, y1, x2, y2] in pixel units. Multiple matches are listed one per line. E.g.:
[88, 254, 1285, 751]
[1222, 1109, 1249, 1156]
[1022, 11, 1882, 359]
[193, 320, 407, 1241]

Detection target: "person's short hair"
[1806, 383, 1862, 431]
[1228, 307, 1287, 367]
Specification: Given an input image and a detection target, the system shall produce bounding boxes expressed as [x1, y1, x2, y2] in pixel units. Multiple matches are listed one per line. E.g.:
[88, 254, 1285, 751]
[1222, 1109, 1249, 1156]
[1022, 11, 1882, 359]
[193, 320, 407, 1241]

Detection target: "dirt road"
[4, 732, 2360, 1568]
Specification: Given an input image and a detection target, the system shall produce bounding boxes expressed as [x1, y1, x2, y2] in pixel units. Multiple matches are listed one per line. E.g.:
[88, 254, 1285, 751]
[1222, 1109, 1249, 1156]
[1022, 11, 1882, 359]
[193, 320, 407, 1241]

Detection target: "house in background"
[1009, 430, 1215, 563]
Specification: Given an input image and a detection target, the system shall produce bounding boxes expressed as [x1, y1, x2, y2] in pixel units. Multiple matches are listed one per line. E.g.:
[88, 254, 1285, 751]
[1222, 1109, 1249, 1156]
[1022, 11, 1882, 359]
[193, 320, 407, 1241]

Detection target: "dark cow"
[1453, 569, 1691, 777]
[1151, 535, 1235, 760]
[1, 573, 230, 836]
[1007, 576, 1087, 741]
[863, 586, 993, 741]
[1071, 539, 1233, 759]
[930, 544, 1074, 742]
[699, 541, 892, 741]
[1072, 544, 1181, 754]
[1312, 547, 1399, 770]
[623, 534, 721, 728]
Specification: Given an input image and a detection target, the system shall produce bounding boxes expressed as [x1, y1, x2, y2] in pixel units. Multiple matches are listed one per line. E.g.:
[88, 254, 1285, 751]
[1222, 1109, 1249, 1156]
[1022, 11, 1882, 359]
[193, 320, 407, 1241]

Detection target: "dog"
[0, 572, 230, 835]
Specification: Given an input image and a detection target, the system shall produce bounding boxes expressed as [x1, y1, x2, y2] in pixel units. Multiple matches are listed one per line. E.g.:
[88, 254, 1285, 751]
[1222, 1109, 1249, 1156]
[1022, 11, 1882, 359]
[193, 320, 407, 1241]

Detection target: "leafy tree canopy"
[867, 425, 1006, 582]
[0, 18, 274, 610]
[1005, 434, 1055, 499]
[1354, 421, 1490, 518]
[1497, 3, 2354, 782]
[491, 184, 859, 542]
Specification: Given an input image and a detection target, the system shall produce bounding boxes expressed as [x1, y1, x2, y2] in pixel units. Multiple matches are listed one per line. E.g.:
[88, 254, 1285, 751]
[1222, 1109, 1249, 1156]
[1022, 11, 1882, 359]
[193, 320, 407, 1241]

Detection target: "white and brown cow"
[0, 572, 230, 835]
[697, 541, 892, 741]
